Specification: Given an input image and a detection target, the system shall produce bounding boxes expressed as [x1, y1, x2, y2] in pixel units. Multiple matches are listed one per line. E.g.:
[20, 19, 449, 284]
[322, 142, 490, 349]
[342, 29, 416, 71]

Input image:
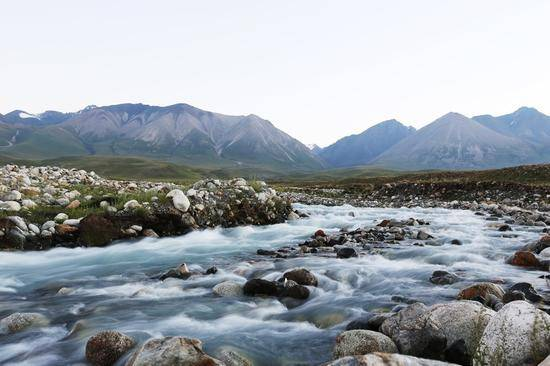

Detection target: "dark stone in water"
[345, 314, 374, 331]
[313, 229, 326, 237]
[507, 282, 543, 303]
[445, 339, 471, 366]
[205, 266, 218, 275]
[282, 268, 318, 287]
[257, 249, 276, 256]
[430, 270, 459, 285]
[243, 279, 278, 297]
[502, 290, 526, 304]
[498, 224, 512, 232]
[336, 247, 358, 258]
[450, 239, 462, 245]
[85, 330, 135, 366]
[367, 313, 393, 331]
[278, 284, 310, 300]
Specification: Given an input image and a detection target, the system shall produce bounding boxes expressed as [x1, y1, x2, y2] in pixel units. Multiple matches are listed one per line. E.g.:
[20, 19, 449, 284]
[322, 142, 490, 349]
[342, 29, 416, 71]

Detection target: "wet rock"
[380, 303, 446, 358]
[345, 315, 375, 331]
[457, 283, 504, 302]
[324, 353, 456, 366]
[423, 301, 494, 360]
[257, 249, 276, 256]
[417, 230, 433, 240]
[314, 229, 327, 237]
[0, 312, 49, 334]
[142, 229, 159, 238]
[507, 251, 545, 269]
[430, 270, 459, 285]
[502, 290, 526, 304]
[336, 247, 359, 259]
[205, 266, 218, 275]
[213, 281, 244, 297]
[450, 239, 463, 245]
[278, 282, 310, 300]
[506, 282, 543, 303]
[282, 268, 318, 287]
[445, 339, 471, 366]
[85, 330, 135, 366]
[333, 330, 398, 358]
[243, 279, 278, 297]
[287, 211, 300, 221]
[126, 336, 223, 366]
[215, 346, 252, 366]
[476, 301, 550, 366]
[498, 224, 512, 232]
[159, 263, 192, 281]
[56, 224, 79, 235]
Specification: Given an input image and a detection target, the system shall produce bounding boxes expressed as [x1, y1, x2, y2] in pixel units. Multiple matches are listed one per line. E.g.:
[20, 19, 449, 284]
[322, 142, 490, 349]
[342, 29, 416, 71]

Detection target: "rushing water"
[0, 204, 548, 365]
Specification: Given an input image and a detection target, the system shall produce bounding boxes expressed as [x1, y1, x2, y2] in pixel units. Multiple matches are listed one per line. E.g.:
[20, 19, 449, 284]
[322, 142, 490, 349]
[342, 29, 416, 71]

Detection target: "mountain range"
[1, 103, 550, 173]
[0, 104, 324, 172]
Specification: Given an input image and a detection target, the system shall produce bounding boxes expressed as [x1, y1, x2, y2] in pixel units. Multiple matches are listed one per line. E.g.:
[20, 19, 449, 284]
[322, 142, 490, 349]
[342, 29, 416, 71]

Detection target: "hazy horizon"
[2, 0, 550, 146]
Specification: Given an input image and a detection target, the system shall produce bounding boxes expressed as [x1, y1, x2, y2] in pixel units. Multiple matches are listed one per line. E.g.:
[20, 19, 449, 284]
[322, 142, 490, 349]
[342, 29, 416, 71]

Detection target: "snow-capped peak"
[19, 112, 39, 119]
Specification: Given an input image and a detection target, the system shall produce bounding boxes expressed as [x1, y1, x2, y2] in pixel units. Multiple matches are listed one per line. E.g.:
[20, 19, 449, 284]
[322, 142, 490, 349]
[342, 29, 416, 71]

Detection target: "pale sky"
[2, 1, 549, 147]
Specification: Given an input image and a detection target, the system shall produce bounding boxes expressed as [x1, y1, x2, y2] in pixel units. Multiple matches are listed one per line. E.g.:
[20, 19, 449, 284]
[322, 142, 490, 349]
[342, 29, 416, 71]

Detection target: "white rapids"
[0, 204, 546, 365]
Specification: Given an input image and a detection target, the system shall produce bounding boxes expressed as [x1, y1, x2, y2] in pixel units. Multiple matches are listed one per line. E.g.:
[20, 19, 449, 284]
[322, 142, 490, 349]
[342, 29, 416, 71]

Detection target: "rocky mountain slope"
[372, 112, 538, 170]
[318, 119, 415, 168]
[0, 104, 324, 172]
[474, 107, 550, 149]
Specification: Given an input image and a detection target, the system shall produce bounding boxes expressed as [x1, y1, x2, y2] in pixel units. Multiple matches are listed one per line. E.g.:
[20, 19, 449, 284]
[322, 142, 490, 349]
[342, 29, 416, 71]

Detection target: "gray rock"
[0, 201, 21, 211]
[333, 330, 398, 358]
[0, 312, 49, 334]
[213, 281, 244, 297]
[8, 216, 28, 231]
[380, 303, 446, 358]
[216, 346, 252, 366]
[475, 301, 550, 366]
[125, 336, 223, 366]
[424, 301, 494, 358]
[86, 330, 135, 366]
[325, 353, 459, 366]
[166, 189, 190, 212]
[54, 213, 69, 222]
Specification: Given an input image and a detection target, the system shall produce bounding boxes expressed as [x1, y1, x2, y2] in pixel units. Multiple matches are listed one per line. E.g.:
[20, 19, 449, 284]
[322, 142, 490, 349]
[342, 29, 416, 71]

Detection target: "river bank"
[0, 165, 292, 251]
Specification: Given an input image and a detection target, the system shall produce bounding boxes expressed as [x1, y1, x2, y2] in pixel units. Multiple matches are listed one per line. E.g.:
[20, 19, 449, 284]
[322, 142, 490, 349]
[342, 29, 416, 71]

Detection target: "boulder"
[333, 330, 398, 358]
[430, 270, 459, 285]
[336, 247, 359, 259]
[283, 268, 318, 286]
[79, 214, 121, 246]
[213, 281, 244, 297]
[417, 230, 433, 240]
[507, 251, 545, 269]
[505, 282, 543, 303]
[0, 312, 49, 334]
[142, 229, 159, 238]
[166, 189, 190, 212]
[243, 279, 278, 297]
[423, 301, 494, 360]
[126, 336, 223, 366]
[325, 353, 459, 366]
[475, 301, 550, 366]
[278, 282, 310, 300]
[86, 330, 135, 366]
[457, 283, 504, 302]
[380, 303, 446, 358]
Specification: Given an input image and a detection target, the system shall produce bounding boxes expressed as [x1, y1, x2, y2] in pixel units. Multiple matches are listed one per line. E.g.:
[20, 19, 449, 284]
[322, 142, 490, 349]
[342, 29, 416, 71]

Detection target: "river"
[0, 204, 546, 365]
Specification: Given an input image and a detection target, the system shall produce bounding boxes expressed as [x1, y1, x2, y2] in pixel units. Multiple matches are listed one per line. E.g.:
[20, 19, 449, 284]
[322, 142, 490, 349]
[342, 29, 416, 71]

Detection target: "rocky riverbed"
[2, 168, 550, 365]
